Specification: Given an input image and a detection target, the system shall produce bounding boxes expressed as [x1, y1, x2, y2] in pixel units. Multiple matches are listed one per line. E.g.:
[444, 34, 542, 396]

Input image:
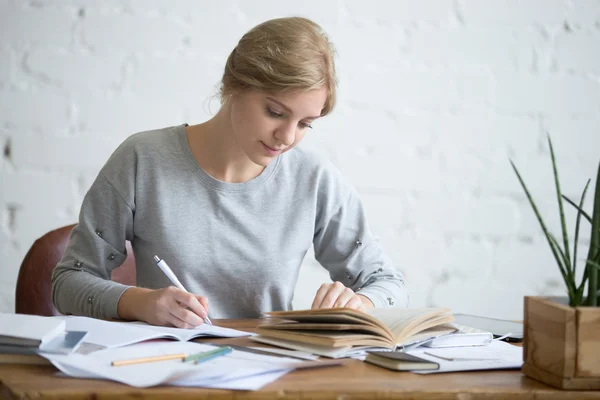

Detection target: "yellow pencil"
[111, 352, 187, 367]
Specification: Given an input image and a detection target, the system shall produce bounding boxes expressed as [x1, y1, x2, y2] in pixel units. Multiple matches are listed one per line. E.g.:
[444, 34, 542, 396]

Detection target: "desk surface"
[1, 319, 599, 399]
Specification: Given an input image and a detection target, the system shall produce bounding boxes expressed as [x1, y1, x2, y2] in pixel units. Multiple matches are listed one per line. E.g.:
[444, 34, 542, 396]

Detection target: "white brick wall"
[1, 0, 599, 320]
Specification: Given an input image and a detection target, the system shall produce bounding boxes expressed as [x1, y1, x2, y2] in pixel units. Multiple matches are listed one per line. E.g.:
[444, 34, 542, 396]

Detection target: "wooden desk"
[1, 319, 599, 399]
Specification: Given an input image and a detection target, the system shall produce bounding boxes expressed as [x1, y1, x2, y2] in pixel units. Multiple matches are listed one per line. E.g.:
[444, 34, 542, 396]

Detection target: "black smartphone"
[453, 313, 524, 343]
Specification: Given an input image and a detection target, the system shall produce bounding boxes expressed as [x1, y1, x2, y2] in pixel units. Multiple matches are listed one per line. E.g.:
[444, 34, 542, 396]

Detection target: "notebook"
[365, 351, 440, 371]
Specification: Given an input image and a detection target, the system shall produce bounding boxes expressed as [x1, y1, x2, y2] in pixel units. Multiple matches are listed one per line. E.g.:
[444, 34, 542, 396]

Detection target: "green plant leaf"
[587, 259, 600, 272]
[574, 285, 586, 306]
[510, 159, 574, 301]
[549, 233, 577, 298]
[577, 265, 590, 294]
[562, 195, 593, 223]
[577, 246, 600, 293]
[547, 135, 573, 284]
[586, 162, 600, 306]
[572, 179, 591, 278]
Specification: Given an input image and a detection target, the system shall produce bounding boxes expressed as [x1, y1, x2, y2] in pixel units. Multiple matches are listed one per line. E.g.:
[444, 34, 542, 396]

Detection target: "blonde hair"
[220, 17, 337, 116]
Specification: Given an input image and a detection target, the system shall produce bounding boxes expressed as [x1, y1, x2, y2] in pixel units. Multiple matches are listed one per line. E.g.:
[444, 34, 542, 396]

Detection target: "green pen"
[184, 346, 233, 364]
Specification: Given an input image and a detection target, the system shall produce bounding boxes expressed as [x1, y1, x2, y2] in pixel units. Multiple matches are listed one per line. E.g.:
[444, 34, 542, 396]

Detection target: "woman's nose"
[275, 123, 296, 146]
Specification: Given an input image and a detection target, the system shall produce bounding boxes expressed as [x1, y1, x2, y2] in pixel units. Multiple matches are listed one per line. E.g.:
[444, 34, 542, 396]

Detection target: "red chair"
[15, 224, 136, 316]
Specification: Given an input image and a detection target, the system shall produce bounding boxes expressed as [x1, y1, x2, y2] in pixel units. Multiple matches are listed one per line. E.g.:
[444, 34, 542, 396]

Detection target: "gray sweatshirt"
[51, 124, 409, 319]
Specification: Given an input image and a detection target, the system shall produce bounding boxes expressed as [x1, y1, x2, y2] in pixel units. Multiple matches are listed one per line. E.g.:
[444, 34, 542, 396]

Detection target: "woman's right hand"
[117, 286, 209, 328]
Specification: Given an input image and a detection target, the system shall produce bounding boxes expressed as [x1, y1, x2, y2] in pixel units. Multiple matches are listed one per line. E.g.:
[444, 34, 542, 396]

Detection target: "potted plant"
[511, 135, 600, 390]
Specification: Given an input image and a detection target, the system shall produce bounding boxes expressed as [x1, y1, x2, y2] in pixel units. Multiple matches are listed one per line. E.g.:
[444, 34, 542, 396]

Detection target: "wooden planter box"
[522, 296, 600, 390]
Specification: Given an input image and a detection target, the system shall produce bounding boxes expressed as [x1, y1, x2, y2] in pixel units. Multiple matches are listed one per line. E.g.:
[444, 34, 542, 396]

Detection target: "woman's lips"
[262, 142, 284, 156]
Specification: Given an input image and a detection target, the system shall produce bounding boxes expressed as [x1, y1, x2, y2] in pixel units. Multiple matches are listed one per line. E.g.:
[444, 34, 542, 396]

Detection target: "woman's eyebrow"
[266, 97, 320, 120]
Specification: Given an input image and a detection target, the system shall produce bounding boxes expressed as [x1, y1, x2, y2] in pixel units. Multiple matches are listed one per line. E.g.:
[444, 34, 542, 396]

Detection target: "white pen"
[153, 255, 212, 325]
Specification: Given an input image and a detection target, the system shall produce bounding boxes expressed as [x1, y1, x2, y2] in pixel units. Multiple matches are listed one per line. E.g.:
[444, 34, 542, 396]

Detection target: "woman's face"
[229, 87, 327, 167]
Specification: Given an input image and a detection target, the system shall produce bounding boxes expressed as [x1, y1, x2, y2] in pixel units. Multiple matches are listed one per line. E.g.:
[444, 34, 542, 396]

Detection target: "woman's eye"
[299, 122, 313, 129]
[266, 108, 283, 118]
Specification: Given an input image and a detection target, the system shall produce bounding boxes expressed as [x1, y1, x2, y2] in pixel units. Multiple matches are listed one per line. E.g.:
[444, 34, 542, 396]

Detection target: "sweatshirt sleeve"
[313, 185, 409, 309]
[51, 147, 136, 319]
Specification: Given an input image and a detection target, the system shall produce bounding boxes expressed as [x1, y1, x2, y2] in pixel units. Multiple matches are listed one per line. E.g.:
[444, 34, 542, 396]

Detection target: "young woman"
[52, 17, 408, 328]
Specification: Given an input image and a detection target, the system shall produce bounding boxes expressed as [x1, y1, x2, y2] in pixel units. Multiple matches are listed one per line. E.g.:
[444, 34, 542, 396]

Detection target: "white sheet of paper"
[54, 366, 290, 391]
[42, 341, 313, 388]
[176, 370, 290, 390]
[62, 316, 252, 348]
[45, 342, 225, 387]
[409, 340, 523, 374]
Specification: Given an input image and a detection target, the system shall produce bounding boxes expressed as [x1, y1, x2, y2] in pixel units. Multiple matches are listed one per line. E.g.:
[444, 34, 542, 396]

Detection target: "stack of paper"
[43, 342, 340, 390]
[1, 314, 252, 365]
[0, 313, 87, 356]
[409, 340, 523, 373]
[251, 335, 388, 359]
[422, 324, 494, 348]
[0, 313, 65, 347]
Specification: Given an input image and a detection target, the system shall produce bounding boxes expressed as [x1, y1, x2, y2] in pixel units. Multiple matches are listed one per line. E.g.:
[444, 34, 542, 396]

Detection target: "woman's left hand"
[311, 281, 374, 311]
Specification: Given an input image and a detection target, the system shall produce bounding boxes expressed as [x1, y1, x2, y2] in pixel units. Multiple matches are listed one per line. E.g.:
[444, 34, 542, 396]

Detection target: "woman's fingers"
[165, 311, 194, 329]
[141, 287, 211, 328]
[319, 282, 347, 308]
[312, 282, 355, 309]
[169, 300, 204, 327]
[196, 295, 209, 312]
[343, 295, 364, 311]
[172, 289, 208, 320]
[333, 287, 357, 308]
[311, 283, 329, 309]
[154, 287, 207, 328]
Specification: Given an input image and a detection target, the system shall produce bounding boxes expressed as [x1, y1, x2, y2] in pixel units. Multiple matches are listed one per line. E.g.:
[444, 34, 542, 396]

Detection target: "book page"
[259, 323, 385, 337]
[263, 307, 453, 348]
[266, 309, 379, 326]
[255, 329, 392, 348]
[367, 308, 453, 342]
[396, 325, 457, 347]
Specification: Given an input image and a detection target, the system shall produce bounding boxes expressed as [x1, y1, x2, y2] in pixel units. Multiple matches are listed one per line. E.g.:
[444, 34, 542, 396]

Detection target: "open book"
[63, 317, 252, 348]
[256, 307, 456, 351]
